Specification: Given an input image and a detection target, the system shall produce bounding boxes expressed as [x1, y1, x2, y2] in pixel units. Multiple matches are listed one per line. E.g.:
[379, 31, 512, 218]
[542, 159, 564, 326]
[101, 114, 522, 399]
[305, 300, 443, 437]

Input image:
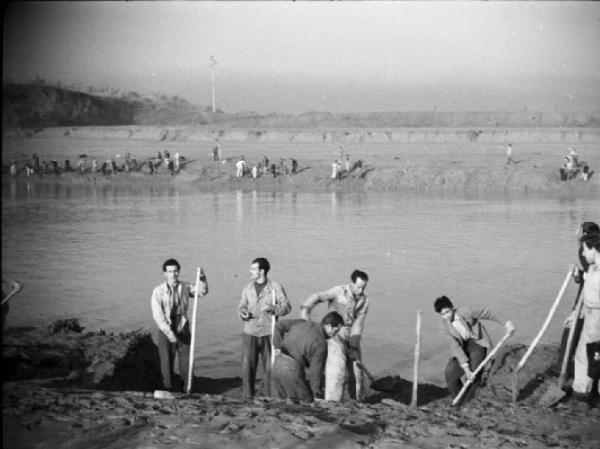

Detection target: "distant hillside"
[3, 83, 600, 129]
[2, 83, 215, 129]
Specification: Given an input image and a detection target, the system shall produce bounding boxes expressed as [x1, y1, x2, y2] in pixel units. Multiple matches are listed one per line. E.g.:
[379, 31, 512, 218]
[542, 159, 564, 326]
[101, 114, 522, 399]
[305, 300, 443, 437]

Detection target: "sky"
[3, 1, 600, 114]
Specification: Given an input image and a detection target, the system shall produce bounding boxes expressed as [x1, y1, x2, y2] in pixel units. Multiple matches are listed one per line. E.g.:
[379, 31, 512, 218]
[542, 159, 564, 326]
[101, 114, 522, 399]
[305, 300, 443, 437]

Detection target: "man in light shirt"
[238, 257, 291, 399]
[151, 258, 208, 392]
[434, 295, 514, 406]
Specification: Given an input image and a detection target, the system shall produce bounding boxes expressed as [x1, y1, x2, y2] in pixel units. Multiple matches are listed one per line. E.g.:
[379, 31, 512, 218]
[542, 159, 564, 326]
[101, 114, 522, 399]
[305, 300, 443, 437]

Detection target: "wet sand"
[3, 324, 600, 448]
[2, 128, 599, 197]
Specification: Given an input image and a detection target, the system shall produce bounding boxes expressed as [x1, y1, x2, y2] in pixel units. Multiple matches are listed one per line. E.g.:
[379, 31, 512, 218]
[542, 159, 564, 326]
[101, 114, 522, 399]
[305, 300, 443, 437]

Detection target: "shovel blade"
[538, 383, 566, 407]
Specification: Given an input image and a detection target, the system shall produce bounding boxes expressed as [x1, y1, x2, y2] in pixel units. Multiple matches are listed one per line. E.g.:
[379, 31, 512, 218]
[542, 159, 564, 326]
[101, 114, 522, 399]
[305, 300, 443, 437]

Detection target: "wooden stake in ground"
[410, 310, 422, 408]
[511, 267, 572, 402]
[453, 327, 513, 406]
[186, 267, 202, 395]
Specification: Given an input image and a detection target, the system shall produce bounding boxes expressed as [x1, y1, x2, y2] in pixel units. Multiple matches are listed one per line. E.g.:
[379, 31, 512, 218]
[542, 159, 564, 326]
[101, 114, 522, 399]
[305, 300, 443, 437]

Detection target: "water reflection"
[236, 189, 243, 223]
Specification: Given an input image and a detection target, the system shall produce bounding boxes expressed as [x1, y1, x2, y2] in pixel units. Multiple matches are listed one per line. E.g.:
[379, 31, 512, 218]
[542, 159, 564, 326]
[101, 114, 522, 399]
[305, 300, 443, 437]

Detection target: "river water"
[1, 179, 597, 385]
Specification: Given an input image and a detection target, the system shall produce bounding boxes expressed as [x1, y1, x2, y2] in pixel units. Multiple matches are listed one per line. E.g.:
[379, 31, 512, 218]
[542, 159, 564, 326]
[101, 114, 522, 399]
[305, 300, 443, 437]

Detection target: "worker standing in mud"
[569, 233, 600, 410]
[238, 257, 291, 399]
[151, 259, 208, 392]
[506, 143, 514, 164]
[271, 312, 344, 402]
[300, 269, 370, 402]
[434, 296, 515, 406]
[558, 222, 600, 381]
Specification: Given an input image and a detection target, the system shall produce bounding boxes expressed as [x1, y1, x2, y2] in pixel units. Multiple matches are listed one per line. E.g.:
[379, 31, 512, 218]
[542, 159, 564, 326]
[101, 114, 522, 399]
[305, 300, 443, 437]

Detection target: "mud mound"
[2, 320, 162, 391]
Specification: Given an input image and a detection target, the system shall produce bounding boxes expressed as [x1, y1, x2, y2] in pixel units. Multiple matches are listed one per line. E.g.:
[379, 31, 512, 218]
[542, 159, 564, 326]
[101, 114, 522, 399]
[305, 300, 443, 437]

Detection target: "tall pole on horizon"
[209, 55, 217, 113]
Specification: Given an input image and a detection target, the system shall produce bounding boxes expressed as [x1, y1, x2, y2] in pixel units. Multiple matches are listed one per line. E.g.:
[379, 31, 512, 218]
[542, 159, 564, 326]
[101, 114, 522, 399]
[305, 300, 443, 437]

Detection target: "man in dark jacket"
[271, 311, 344, 401]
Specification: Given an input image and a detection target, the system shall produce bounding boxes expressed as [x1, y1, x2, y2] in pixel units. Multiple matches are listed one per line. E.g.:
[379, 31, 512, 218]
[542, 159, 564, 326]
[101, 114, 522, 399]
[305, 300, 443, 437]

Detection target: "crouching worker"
[434, 295, 514, 405]
[300, 269, 370, 401]
[151, 258, 208, 392]
[272, 312, 344, 402]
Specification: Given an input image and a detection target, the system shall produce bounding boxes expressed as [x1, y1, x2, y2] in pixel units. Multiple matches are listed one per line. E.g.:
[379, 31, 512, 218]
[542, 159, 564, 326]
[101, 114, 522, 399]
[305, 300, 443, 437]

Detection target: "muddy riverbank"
[3, 323, 599, 449]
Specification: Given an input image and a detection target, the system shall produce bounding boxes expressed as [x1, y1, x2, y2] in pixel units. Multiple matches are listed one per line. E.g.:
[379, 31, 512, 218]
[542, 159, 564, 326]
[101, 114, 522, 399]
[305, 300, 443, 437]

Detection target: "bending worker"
[434, 295, 515, 405]
[300, 269, 369, 401]
[272, 311, 344, 401]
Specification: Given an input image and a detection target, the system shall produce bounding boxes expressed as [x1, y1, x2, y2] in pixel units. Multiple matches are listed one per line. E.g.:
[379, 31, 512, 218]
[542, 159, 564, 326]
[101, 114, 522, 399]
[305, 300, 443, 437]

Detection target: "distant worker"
[9, 159, 17, 175]
[238, 257, 291, 399]
[331, 160, 341, 180]
[568, 148, 579, 167]
[272, 312, 344, 402]
[506, 143, 514, 164]
[582, 163, 590, 182]
[300, 269, 370, 402]
[434, 295, 515, 406]
[345, 154, 351, 173]
[291, 158, 298, 174]
[236, 156, 246, 177]
[174, 152, 181, 172]
[262, 156, 270, 175]
[151, 258, 208, 392]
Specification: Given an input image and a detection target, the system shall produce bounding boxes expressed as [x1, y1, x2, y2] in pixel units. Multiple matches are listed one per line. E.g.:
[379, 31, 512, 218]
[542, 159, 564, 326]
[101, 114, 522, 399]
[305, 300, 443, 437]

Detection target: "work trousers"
[325, 330, 363, 401]
[272, 353, 313, 402]
[558, 318, 584, 379]
[573, 308, 600, 395]
[157, 329, 190, 392]
[445, 339, 487, 405]
[242, 333, 272, 398]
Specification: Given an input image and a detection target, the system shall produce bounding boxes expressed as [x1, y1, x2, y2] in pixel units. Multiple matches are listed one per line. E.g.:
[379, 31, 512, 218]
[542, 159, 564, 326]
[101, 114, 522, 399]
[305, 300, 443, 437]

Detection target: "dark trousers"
[272, 353, 313, 402]
[558, 318, 585, 379]
[157, 329, 190, 392]
[445, 339, 487, 405]
[242, 333, 272, 398]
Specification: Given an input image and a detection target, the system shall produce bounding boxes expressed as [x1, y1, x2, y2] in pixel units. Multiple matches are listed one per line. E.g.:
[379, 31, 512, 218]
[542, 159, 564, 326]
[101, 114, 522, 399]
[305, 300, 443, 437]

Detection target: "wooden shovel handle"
[453, 328, 513, 406]
[558, 283, 585, 390]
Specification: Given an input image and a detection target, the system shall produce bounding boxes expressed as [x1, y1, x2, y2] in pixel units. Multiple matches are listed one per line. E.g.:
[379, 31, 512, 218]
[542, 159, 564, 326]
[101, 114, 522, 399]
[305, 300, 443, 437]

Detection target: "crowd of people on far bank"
[3, 221, 599, 410]
[142, 221, 600, 408]
[5, 150, 189, 177]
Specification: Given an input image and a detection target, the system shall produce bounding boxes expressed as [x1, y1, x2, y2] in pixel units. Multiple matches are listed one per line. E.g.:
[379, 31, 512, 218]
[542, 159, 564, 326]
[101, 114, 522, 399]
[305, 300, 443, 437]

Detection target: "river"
[1, 179, 597, 384]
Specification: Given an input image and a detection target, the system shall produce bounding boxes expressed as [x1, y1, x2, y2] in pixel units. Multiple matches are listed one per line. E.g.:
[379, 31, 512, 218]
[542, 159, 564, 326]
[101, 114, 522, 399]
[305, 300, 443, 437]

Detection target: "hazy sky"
[3, 1, 600, 113]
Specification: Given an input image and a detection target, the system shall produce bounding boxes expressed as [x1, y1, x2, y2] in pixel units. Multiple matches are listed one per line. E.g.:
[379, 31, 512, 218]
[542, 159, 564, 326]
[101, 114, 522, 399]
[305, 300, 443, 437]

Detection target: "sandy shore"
[3, 324, 600, 449]
[2, 128, 599, 197]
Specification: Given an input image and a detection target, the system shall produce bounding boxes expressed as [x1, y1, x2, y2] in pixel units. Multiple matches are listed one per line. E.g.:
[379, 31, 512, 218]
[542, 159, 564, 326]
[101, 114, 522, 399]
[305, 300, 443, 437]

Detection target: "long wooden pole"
[270, 289, 277, 367]
[558, 285, 585, 390]
[453, 328, 513, 406]
[511, 267, 572, 401]
[186, 267, 201, 395]
[410, 310, 422, 408]
[1, 287, 20, 306]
